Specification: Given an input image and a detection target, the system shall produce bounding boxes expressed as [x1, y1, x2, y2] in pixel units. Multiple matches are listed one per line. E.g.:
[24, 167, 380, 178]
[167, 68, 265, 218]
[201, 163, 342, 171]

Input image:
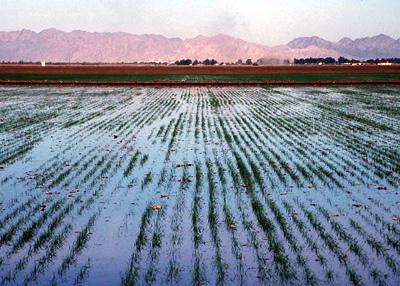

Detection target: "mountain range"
[0, 28, 399, 63]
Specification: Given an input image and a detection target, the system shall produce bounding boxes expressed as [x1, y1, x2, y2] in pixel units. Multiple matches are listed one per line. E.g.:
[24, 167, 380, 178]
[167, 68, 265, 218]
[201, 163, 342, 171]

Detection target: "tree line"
[5, 57, 400, 66]
[294, 57, 400, 65]
[174, 59, 255, 65]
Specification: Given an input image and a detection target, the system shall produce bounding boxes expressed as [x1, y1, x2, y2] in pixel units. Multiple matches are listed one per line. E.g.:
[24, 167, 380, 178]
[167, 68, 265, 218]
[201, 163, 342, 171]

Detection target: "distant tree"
[210, 59, 218, 65]
[175, 59, 193, 65]
[283, 59, 290, 65]
[324, 57, 336, 64]
[294, 57, 349, 65]
[193, 59, 199, 65]
[245, 59, 252, 65]
[294, 58, 305, 65]
[237, 59, 243, 65]
[203, 59, 211, 65]
[338, 56, 350, 64]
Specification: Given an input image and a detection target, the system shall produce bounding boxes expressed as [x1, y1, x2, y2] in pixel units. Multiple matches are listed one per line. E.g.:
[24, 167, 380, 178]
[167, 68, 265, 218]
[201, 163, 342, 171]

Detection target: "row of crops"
[0, 85, 399, 285]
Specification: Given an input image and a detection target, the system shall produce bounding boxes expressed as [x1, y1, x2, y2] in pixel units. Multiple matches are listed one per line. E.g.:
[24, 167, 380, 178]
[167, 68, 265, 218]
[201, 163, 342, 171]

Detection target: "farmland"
[1, 73, 400, 83]
[1, 64, 400, 85]
[0, 85, 399, 285]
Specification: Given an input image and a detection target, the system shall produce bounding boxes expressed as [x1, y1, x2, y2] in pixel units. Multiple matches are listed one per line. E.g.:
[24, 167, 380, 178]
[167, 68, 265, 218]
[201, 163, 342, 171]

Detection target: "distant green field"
[1, 73, 400, 82]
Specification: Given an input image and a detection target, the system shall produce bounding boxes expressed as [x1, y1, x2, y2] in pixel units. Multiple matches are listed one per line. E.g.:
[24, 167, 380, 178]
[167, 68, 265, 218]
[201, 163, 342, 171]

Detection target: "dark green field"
[1, 73, 400, 82]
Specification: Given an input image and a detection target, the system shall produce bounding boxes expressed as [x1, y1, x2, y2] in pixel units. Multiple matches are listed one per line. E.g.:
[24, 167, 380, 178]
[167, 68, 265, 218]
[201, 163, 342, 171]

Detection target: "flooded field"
[0, 86, 399, 285]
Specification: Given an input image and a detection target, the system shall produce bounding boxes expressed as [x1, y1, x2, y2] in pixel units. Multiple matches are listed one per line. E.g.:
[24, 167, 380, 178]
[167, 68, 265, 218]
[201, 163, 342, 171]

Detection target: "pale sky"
[1, 0, 399, 45]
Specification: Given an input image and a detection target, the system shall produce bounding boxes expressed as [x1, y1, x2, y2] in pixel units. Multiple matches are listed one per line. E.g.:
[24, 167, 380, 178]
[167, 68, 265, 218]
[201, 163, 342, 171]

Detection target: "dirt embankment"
[1, 64, 400, 75]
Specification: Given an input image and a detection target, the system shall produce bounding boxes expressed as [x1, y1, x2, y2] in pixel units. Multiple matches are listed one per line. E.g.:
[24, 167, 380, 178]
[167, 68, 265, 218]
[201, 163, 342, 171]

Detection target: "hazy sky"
[1, 0, 399, 45]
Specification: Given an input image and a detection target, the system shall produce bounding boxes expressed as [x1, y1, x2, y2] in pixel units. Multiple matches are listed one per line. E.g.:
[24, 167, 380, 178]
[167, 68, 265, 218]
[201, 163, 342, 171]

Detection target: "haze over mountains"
[0, 28, 399, 63]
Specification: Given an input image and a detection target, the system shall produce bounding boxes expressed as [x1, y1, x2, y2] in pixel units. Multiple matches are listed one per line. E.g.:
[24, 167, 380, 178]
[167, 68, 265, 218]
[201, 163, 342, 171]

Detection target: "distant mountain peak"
[338, 37, 352, 45]
[374, 33, 392, 39]
[367, 34, 395, 43]
[15, 29, 36, 41]
[38, 28, 65, 38]
[40, 27, 62, 33]
[213, 33, 237, 39]
[20, 28, 34, 33]
[287, 36, 333, 49]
